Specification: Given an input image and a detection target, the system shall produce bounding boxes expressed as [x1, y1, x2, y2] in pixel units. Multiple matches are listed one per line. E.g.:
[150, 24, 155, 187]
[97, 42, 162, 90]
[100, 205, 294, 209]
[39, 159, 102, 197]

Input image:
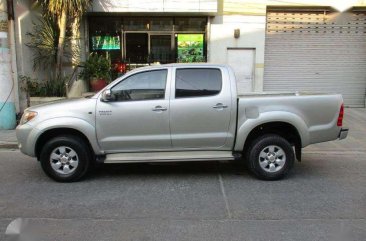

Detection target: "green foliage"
[31, 0, 92, 76]
[79, 53, 111, 82]
[26, 15, 75, 71]
[19, 75, 67, 97]
[37, 0, 92, 18]
[26, 16, 58, 71]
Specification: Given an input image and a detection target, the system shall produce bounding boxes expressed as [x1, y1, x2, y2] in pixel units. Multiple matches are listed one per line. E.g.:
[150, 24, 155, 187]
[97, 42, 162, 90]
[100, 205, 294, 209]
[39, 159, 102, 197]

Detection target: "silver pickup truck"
[16, 64, 348, 182]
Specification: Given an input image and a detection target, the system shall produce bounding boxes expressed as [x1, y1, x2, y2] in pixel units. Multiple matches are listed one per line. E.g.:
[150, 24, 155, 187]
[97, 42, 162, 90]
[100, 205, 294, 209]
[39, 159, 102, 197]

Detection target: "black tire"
[40, 135, 92, 182]
[246, 134, 294, 180]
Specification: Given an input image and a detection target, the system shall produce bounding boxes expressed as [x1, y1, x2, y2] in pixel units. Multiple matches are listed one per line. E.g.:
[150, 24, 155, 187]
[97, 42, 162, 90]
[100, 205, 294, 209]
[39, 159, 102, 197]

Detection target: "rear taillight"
[337, 103, 344, 127]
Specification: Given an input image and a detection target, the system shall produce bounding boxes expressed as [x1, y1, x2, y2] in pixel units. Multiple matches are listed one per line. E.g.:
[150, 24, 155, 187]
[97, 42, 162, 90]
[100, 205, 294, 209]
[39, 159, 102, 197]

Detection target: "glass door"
[150, 35, 173, 64]
[125, 33, 148, 63]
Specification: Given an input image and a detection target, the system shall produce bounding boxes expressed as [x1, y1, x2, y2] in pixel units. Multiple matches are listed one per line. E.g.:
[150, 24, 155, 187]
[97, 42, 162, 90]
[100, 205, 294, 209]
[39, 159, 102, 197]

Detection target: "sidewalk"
[0, 129, 17, 149]
[0, 108, 365, 151]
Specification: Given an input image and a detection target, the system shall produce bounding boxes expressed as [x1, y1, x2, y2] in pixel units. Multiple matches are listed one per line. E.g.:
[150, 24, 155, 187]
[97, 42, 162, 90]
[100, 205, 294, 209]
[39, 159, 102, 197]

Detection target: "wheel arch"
[35, 128, 95, 160]
[242, 121, 303, 161]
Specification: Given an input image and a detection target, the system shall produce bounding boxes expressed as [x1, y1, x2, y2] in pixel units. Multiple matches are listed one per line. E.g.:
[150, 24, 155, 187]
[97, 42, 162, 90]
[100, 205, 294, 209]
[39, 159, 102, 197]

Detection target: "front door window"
[111, 70, 167, 101]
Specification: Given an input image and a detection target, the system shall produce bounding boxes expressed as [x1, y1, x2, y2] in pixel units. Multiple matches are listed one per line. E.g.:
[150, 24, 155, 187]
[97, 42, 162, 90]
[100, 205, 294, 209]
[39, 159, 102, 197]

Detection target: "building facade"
[13, 0, 366, 113]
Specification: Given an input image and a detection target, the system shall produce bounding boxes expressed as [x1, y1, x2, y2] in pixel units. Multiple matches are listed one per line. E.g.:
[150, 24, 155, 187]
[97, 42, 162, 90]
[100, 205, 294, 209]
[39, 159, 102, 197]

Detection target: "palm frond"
[37, 0, 92, 17]
[26, 15, 76, 70]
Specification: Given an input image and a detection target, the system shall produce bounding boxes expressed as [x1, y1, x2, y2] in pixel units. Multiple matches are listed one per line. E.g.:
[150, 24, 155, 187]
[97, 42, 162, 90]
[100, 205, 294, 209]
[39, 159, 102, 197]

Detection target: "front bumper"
[338, 128, 349, 140]
[16, 124, 37, 157]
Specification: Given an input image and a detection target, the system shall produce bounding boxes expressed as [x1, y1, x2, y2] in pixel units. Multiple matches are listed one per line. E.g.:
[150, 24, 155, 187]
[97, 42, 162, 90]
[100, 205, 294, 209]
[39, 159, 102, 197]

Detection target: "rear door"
[169, 67, 233, 149]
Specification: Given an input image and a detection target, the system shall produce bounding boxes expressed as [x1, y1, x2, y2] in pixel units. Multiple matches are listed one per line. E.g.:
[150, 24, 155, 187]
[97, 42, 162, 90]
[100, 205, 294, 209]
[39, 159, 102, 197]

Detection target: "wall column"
[0, 0, 16, 129]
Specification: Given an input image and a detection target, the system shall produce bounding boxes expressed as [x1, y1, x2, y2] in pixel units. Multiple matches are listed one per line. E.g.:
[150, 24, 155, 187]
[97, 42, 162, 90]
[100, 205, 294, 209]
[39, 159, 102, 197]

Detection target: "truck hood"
[27, 97, 96, 113]
[25, 97, 98, 128]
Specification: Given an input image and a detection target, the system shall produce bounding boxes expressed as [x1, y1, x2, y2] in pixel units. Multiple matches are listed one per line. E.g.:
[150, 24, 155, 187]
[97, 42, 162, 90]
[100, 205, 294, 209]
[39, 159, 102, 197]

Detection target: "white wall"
[0, 1, 16, 129]
[91, 0, 217, 13]
[208, 15, 266, 91]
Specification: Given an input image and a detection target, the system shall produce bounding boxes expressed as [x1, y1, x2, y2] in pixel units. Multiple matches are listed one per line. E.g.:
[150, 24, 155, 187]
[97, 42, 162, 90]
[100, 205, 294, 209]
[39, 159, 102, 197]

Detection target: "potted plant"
[79, 53, 111, 92]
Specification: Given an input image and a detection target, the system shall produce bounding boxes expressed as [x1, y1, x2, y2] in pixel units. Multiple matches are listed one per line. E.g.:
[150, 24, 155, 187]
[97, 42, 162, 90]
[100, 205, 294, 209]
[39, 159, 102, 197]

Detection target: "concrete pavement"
[0, 145, 365, 240]
[0, 130, 17, 149]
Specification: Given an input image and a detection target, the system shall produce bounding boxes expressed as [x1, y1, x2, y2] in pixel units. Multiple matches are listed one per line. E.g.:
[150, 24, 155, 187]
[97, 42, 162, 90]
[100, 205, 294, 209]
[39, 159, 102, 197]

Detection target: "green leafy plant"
[26, 15, 77, 72]
[19, 75, 67, 97]
[26, 16, 58, 71]
[36, 0, 92, 76]
[79, 53, 111, 82]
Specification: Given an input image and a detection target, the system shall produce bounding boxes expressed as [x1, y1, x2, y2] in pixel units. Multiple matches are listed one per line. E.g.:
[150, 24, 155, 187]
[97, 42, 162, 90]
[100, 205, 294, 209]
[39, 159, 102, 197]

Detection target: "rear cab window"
[175, 68, 222, 98]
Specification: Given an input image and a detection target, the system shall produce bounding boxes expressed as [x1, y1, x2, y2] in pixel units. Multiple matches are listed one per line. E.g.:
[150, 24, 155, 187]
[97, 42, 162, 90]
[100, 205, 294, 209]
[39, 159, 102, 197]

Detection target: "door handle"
[213, 103, 228, 109]
[152, 106, 167, 112]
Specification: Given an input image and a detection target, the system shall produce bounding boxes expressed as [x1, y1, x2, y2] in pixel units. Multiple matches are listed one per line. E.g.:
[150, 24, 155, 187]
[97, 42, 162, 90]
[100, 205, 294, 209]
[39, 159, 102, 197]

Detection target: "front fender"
[234, 111, 309, 151]
[27, 117, 102, 156]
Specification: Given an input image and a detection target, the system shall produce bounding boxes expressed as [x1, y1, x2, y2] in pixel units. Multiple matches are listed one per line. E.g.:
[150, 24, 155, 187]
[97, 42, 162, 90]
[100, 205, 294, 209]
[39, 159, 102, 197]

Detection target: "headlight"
[20, 111, 38, 125]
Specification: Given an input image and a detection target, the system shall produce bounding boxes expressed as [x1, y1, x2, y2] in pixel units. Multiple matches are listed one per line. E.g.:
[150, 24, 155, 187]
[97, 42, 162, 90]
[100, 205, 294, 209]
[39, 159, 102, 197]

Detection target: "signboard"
[177, 34, 204, 63]
[92, 35, 121, 50]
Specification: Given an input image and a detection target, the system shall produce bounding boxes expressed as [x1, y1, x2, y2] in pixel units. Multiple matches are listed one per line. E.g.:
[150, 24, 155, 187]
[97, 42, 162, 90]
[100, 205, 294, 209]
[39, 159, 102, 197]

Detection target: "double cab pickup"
[16, 64, 348, 182]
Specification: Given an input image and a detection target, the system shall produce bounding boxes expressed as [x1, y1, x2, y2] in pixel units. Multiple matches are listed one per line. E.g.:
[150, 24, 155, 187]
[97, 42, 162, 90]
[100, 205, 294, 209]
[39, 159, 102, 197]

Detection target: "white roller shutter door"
[264, 9, 366, 107]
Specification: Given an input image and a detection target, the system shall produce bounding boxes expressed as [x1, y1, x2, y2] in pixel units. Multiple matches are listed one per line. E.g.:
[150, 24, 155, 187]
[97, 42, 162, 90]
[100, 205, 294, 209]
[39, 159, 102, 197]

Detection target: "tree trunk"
[71, 17, 81, 66]
[56, 9, 67, 77]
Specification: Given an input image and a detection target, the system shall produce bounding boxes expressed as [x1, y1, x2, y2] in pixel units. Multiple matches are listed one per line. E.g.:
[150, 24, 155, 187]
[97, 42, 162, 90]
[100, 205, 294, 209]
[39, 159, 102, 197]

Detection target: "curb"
[0, 142, 18, 149]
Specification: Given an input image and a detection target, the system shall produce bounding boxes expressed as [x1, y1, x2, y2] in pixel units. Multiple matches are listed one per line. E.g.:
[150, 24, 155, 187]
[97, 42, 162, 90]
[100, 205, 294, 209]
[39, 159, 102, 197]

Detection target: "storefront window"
[88, 16, 207, 67]
[177, 34, 205, 63]
[88, 17, 122, 63]
[91, 35, 120, 50]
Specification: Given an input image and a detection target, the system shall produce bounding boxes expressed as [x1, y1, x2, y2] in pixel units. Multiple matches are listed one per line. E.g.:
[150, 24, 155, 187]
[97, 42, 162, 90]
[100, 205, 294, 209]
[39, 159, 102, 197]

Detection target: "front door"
[150, 35, 174, 64]
[96, 69, 171, 152]
[125, 33, 148, 63]
[169, 67, 232, 149]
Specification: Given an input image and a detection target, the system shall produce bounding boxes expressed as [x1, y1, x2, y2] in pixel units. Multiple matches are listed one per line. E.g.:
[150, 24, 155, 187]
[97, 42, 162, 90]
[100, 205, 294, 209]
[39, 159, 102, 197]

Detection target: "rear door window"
[175, 68, 222, 98]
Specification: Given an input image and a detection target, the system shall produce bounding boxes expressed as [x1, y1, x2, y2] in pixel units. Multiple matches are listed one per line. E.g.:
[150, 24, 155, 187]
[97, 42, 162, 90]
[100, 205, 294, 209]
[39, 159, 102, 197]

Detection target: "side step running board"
[104, 151, 237, 164]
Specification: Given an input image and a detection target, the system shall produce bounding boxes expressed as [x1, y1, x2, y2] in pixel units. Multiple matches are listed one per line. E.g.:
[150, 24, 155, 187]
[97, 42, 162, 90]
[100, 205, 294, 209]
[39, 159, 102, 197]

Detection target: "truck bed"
[236, 92, 343, 148]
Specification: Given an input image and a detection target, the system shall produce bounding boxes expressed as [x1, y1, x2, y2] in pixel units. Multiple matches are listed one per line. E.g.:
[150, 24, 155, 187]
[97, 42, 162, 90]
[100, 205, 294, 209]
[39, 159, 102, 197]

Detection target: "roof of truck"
[129, 63, 230, 72]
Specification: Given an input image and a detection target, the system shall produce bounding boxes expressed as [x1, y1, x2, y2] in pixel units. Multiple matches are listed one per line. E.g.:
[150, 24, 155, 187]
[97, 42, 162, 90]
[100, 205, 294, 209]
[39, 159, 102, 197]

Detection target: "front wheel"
[246, 134, 295, 180]
[40, 135, 91, 182]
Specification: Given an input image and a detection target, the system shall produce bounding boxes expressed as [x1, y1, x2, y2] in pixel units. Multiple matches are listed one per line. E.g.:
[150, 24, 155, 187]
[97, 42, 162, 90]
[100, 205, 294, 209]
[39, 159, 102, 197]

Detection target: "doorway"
[125, 33, 148, 63]
[150, 35, 173, 64]
[226, 48, 255, 94]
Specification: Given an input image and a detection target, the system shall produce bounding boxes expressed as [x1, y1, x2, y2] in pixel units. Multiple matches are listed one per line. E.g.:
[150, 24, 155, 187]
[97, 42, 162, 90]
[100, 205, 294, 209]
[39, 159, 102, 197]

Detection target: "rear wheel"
[246, 134, 294, 180]
[40, 135, 91, 182]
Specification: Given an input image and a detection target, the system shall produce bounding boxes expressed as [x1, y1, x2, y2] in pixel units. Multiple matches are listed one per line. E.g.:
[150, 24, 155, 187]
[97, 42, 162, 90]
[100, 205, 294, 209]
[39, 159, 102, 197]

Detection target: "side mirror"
[101, 89, 113, 102]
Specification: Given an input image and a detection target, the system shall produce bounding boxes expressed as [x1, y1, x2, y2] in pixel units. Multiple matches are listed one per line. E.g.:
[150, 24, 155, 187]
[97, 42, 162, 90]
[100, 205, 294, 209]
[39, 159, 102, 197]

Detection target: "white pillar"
[0, 0, 16, 129]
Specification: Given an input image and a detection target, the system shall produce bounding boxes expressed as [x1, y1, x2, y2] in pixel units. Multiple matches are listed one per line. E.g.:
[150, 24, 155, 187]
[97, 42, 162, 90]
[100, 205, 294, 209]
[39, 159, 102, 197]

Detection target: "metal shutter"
[264, 9, 366, 107]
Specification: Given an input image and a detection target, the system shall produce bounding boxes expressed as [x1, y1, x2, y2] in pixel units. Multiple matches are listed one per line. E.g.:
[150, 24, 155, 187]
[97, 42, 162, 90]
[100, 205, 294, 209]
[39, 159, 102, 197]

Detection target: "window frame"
[174, 68, 223, 99]
[110, 69, 169, 102]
